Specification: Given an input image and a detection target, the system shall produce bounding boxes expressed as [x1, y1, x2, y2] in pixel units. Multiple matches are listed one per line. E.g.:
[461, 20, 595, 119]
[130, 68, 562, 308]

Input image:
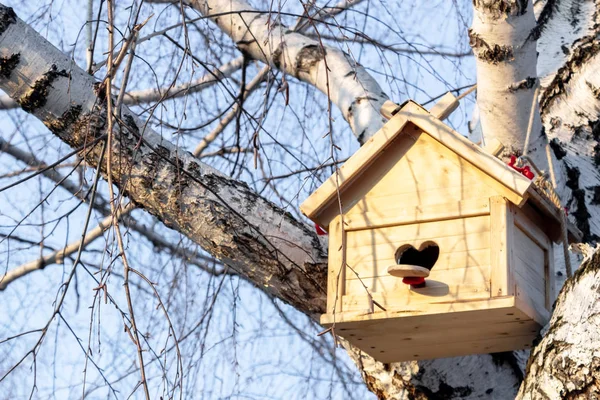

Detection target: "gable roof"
[301, 101, 532, 220]
[300, 100, 582, 242]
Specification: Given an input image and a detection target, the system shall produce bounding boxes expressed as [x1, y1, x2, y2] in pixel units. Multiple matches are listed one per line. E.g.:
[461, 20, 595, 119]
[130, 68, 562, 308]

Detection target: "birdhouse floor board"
[344, 320, 539, 352]
[361, 334, 537, 363]
[324, 299, 539, 362]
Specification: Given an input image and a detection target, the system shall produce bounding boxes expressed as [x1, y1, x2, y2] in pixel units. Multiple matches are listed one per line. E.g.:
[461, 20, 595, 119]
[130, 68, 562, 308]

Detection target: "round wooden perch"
[387, 264, 430, 278]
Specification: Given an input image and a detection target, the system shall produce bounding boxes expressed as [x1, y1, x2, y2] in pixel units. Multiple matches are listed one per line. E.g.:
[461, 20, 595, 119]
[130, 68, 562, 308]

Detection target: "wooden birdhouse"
[300, 100, 580, 362]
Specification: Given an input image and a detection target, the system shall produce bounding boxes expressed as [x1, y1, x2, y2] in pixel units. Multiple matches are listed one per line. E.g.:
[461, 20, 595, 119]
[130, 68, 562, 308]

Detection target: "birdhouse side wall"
[510, 203, 554, 324]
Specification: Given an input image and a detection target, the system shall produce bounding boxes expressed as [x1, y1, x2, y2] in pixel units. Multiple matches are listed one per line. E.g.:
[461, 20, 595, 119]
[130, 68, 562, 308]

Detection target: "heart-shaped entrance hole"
[395, 241, 439, 270]
[387, 241, 440, 287]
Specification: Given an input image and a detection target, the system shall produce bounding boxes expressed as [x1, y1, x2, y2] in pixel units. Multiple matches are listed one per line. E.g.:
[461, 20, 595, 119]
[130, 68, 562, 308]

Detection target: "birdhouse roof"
[300, 100, 581, 241]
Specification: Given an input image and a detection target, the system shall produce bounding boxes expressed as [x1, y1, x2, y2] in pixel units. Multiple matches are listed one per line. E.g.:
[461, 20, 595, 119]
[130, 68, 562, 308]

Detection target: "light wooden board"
[300, 100, 533, 229]
[322, 297, 540, 362]
[429, 92, 459, 120]
[513, 226, 549, 311]
[403, 103, 532, 203]
[321, 296, 524, 325]
[345, 263, 490, 288]
[346, 215, 490, 246]
[348, 319, 539, 349]
[346, 185, 498, 215]
[346, 248, 490, 278]
[342, 280, 491, 311]
[343, 198, 490, 231]
[345, 230, 490, 263]
[490, 197, 513, 298]
[326, 215, 345, 315]
[357, 133, 492, 198]
[362, 333, 538, 363]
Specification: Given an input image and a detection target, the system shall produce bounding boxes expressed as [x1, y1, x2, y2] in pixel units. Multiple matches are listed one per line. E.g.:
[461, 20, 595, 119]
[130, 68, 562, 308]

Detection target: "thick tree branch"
[0, 4, 327, 316]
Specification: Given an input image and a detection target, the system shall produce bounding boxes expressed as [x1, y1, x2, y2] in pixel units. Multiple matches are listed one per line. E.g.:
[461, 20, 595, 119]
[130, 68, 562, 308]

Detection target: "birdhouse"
[300, 100, 580, 362]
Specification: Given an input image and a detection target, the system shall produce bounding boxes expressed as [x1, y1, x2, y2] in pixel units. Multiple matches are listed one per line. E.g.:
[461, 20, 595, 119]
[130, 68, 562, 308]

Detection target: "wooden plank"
[346, 215, 490, 246]
[346, 248, 490, 278]
[514, 259, 546, 309]
[336, 312, 535, 337]
[356, 133, 495, 199]
[320, 295, 526, 326]
[342, 281, 491, 311]
[490, 197, 514, 298]
[343, 199, 490, 230]
[526, 188, 582, 243]
[547, 238, 556, 305]
[482, 138, 505, 157]
[513, 206, 552, 250]
[402, 103, 532, 203]
[380, 100, 400, 120]
[429, 92, 459, 121]
[345, 230, 490, 262]
[513, 225, 551, 311]
[346, 185, 497, 216]
[345, 266, 490, 294]
[299, 109, 412, 226]
[515, 284, 550, 325]
[326, 215, 345, 315]
[349, 319, 539, 349]
[361, 333, 538, 363]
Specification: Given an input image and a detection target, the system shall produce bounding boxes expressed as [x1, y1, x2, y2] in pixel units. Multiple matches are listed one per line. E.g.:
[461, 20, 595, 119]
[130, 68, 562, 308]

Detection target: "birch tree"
[0, 0, 599, 398]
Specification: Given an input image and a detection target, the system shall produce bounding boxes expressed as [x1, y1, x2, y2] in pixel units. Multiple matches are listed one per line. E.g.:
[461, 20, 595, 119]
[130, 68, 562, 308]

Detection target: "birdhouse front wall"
[325, 124, 516, 315]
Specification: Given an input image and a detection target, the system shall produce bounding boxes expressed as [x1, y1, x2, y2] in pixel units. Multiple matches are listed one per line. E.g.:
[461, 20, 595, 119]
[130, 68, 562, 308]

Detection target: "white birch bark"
[0, 56, 243, 109]
[517, 248, 600, 398]
[469, 0, 543, 157]
[185, 0, 389, 141]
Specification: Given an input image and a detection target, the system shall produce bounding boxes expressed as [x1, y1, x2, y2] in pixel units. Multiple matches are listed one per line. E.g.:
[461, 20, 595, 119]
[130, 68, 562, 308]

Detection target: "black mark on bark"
[565, 165, 592, 241]
[45, 105, 82, 134]
[469, 30, 514, 64]
[0, 53, 19, 78]
[472, 0, 527, 19]
[549, 138, 567, 160]
[508, 77, 537, 92]
[295, 44, 326, 76]
[18, 65, 68, 113]
[0, 5, 16, 36]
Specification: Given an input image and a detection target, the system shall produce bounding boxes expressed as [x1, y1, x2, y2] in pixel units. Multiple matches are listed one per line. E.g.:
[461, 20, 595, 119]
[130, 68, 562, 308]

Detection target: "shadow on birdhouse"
[300, 100, 581, 362]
